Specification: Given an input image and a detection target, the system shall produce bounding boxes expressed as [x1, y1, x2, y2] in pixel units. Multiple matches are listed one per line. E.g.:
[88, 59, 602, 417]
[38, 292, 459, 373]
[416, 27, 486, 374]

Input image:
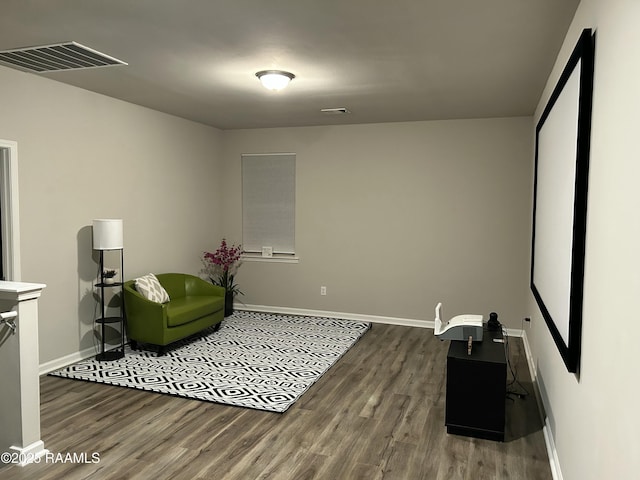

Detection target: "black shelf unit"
[445, 328, 507, 441]
[95, 250, 125, 361]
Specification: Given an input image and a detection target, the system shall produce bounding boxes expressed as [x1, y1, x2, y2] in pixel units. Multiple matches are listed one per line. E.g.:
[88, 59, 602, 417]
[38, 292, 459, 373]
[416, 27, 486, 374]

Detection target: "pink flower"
[202, 239, 244, 295]
[203, 239, 243, 273]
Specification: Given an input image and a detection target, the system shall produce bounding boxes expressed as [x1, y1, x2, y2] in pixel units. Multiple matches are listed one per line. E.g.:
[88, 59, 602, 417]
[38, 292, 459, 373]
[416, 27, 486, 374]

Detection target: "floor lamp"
[92, 219, 125, 361]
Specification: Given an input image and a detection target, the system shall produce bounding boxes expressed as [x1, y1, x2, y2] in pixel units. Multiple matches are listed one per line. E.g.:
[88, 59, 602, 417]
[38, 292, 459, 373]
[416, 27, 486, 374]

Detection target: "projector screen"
[530, 29, 594, 373]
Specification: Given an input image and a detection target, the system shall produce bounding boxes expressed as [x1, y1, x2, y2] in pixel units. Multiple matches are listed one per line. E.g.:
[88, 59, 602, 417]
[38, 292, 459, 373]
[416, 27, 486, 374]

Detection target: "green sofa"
[123, 273, 225, 355]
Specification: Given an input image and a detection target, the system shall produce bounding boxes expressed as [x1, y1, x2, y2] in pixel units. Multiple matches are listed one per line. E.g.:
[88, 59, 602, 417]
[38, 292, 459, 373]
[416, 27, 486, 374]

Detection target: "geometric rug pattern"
[50, 311, 371, 413]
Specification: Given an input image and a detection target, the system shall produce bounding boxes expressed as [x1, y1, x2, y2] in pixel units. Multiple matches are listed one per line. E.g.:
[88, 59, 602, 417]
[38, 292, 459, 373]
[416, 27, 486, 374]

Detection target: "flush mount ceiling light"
[255, 70, 295, 91]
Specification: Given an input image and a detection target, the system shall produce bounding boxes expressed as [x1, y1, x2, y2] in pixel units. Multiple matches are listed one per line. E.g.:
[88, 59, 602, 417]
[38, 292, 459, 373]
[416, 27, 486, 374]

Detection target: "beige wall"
[527, 0, 640, 479]
[1, 62, 533, 366]
[221, 118, 533, 327]
[0, 65, 223, 364]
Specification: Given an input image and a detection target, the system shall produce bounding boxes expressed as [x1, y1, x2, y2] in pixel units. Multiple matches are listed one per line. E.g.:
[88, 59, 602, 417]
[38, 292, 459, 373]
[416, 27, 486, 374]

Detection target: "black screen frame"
[530, 28, 595, 374]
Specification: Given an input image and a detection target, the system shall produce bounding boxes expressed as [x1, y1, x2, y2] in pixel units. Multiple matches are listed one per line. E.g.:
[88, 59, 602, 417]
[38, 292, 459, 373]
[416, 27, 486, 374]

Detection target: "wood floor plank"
[0, 324, 552, 480]
[382, 440, 418, 480]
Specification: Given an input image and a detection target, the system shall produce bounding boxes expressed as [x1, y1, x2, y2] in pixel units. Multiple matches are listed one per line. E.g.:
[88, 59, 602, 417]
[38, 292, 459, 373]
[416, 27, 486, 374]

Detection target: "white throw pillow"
[134, 273, 170, 303]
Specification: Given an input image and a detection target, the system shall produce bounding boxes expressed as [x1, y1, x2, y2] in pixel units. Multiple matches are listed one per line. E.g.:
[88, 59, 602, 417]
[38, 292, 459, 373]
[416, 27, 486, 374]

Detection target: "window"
[241, 153, 296, 260]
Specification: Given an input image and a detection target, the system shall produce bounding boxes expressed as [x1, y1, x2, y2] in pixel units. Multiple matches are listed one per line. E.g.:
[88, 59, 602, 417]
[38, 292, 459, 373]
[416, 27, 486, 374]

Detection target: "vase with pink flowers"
[203, 239, 244, 316]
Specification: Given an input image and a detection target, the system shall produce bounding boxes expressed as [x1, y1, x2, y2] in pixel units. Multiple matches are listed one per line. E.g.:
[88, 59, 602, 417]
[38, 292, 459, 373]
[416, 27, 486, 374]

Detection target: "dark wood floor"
[1, 323, 551, 480]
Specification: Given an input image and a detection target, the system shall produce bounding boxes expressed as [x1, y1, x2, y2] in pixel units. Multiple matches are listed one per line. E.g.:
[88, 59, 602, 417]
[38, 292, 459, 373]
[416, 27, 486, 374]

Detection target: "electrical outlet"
[320, 286, 327, 296]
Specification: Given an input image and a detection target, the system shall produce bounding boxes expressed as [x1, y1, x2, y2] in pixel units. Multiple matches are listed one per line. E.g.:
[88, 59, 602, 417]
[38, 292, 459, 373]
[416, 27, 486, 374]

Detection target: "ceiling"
[0, 0, 580, 130]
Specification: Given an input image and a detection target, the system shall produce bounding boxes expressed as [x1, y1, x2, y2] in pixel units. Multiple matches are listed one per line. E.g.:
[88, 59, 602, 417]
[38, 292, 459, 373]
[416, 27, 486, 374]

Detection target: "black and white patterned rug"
[50, 311, 371, 413]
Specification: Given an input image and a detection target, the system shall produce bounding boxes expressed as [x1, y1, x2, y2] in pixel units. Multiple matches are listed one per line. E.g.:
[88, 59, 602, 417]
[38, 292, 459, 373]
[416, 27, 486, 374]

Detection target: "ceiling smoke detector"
[0, 41, 127, 73]
[320, 107, 351, 115]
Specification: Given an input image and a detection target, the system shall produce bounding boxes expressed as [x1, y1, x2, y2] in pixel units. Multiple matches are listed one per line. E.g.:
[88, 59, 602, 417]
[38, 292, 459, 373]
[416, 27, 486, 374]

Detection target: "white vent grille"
[0, 41, 127, 73]
[320, 107, 351, 115]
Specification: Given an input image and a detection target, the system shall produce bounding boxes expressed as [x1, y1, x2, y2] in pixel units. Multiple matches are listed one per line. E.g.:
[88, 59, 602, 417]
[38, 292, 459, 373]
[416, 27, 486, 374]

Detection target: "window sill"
[241, 254, 299, 264]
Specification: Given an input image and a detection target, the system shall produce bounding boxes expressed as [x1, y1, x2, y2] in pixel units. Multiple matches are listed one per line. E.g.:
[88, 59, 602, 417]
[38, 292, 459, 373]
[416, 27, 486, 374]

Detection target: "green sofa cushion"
[166, 295, 224, 327]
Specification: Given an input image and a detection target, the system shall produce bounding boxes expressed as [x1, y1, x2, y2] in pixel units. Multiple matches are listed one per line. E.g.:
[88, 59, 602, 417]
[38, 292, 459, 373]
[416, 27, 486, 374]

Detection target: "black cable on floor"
[502, 324, 530, 399]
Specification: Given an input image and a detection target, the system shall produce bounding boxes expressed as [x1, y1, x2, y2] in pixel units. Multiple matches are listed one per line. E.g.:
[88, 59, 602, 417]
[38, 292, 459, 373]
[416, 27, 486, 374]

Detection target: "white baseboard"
[543, 418, 563, 480]
[237, 304, 532, 337]
[519, 330, 562, 480]
[9, 441, 48, 466]
[236, 303, 436, 329]
[520, 328, 537, 379]
[504, 327, 524, 338]
[39, 344, 107, 375]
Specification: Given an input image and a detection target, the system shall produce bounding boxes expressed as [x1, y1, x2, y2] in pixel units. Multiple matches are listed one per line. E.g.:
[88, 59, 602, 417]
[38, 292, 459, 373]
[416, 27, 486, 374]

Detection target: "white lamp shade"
[92, 219, 123, 250]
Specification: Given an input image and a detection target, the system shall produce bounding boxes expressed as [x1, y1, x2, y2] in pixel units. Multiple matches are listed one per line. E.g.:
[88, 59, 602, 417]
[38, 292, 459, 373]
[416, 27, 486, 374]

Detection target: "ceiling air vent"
[321, 107, 351, 115]
[320, 107, 351, 115]
[0, 41, 127, 73]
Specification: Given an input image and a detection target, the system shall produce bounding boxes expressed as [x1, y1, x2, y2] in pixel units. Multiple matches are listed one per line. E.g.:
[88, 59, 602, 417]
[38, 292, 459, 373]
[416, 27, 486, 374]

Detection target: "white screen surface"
[533, 61, 581, 346]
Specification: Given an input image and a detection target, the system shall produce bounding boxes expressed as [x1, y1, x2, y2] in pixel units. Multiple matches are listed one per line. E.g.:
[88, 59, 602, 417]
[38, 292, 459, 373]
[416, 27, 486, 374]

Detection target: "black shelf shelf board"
[96, 350, 125, 362]
[95, 281, 123, 287]
[96, 316, 124, 324]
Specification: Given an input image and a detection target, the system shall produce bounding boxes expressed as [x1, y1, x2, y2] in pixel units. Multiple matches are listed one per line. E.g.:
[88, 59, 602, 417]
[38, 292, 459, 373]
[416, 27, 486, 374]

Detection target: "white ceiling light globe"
[256, 70, 295, 91]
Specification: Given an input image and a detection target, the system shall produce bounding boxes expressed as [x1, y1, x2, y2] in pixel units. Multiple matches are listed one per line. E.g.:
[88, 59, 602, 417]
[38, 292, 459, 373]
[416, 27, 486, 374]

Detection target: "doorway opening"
[0, 139, 21, 281]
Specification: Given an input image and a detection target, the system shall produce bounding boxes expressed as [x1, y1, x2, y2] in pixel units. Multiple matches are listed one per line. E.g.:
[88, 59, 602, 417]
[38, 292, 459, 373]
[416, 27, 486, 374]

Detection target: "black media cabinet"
[445, 329, 507, 441]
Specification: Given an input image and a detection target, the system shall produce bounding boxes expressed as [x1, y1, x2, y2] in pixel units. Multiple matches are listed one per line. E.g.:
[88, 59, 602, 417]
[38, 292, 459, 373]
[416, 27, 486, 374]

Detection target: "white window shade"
[242, 153, 295, 254]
